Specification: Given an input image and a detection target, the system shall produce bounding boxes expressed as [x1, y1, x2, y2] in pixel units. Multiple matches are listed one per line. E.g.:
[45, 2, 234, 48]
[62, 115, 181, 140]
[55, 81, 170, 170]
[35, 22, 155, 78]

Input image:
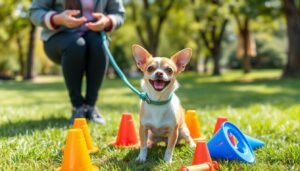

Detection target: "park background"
[0, 0, 299, 170]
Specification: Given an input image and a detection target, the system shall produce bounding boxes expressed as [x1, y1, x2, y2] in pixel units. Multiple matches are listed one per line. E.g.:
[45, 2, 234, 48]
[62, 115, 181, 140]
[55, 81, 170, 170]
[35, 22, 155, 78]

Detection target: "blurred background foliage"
[0, 0, 299, 80]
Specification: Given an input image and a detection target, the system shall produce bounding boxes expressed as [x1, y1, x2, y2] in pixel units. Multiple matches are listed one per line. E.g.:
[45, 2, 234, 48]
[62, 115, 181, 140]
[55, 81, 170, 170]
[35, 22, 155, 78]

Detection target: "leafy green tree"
[230, 0, 280, 73]
[0, 0, 34, 79]
[282, 0, 300, 78]
[129, 0, 176, 56]
[0, 1, 26, 77]
[163, 2, 198, 71]
[191, 0, 230, 76]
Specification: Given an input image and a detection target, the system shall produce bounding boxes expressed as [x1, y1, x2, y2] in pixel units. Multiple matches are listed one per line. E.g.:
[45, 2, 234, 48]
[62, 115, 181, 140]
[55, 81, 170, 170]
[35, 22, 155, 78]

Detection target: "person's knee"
[63, 37, 87, 60]
[84, 31, 103, 47]
[43, 42, 61, 64]
[84, 32, 107, 61]
[66, 37, 86, 51]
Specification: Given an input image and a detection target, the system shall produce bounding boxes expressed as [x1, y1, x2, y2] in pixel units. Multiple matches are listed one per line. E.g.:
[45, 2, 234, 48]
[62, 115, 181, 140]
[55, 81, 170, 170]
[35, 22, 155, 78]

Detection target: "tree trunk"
[186, 55, 198, 71]
[211, 19, 228, 76]
[241, 17, 251, 73]
[203, 56, 209, 73]
[282, 0, 300, 78]
[201, 19, 228, 75]
[130, 0, 175, 56]
[212, 49, 221, 76]
[24, 23, 36, 80]
[194, 46, 201, 72]
[16, 34, 25, 77]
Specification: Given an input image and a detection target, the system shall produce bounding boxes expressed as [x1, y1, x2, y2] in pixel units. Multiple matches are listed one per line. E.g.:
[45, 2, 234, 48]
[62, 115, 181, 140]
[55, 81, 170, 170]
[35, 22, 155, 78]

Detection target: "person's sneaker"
[85, 105, 106, 124]
[69, 106, 86, 125]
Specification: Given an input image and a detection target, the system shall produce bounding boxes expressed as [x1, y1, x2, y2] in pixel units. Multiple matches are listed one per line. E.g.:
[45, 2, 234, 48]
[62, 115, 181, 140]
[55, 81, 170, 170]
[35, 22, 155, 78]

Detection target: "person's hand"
[85, 13, 111, 31]
[53, 10, 87, 28]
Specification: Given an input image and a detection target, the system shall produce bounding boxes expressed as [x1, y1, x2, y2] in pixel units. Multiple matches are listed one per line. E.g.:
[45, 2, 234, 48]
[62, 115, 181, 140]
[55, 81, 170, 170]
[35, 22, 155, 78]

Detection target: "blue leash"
[100, 32, 172, 105]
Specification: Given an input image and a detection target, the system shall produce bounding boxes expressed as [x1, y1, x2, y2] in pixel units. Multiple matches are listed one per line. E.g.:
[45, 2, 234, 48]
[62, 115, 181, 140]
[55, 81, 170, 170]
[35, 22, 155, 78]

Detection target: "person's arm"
[85, 0, 125, 32]
[29, 0, 87, 30]
[52, 10, 87, 28]
[29, 0, 59, 30]
[105, 0, 126, 32]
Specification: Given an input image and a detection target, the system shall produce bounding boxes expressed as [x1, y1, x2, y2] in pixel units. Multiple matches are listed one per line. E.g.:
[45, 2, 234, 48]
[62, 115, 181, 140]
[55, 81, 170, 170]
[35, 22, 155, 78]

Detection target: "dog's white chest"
[141, 96, 180, 130]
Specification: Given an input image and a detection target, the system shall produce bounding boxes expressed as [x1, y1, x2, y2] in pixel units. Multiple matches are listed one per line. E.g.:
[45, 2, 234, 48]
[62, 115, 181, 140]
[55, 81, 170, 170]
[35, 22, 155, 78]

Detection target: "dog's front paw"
[136, 154, 147, 162]
[164, 149, 173, 163]
[136, 148, 148, 162]
[189, 141, 196, 148]
[163, 154, 172, 163]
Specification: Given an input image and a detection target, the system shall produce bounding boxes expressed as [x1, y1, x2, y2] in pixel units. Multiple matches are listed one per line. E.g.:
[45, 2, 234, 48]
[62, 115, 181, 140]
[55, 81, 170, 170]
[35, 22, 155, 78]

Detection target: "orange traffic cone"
[213, 116, 235, 145]
[113, 112, 139, 147]
[56, 129, 99, 171]
[73, 118, 98, 154]
[192, 140, 213, 165]
[179, 141, 218, 171]
[191, 140, 218, 170]
[185, 110, 203, 140]
[213, 116, 228, 134]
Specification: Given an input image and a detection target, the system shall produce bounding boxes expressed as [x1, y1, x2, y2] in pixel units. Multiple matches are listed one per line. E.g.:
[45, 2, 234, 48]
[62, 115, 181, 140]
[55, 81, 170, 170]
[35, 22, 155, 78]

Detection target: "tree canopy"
[0, 0, 299, 79]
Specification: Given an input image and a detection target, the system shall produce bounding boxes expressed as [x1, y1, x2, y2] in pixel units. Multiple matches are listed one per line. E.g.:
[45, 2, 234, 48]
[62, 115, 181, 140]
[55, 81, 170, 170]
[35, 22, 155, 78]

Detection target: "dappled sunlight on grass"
[178, 70, 282, 84]
[0, 70, 299, 170]
[228, 85, 285, 94]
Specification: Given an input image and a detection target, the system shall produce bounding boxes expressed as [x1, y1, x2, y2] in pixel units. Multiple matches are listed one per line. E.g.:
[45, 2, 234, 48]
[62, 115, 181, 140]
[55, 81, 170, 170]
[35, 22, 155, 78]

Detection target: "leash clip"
[141, 92, 151, 104]
[144, 96, 152, 104]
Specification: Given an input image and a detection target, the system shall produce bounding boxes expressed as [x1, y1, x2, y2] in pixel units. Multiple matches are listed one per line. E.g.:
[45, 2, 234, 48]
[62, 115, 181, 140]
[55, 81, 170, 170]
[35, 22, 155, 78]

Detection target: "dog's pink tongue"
[153, 80, 165, 90]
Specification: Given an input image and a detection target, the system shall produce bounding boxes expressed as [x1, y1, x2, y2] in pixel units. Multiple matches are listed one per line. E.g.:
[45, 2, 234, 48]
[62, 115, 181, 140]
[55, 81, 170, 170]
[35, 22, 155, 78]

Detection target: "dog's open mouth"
[149, 79, 170, 91]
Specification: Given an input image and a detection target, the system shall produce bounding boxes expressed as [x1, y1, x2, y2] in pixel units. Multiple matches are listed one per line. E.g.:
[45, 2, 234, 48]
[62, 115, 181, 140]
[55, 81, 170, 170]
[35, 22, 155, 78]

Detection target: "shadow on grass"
[102, 144, 188, 171]
[0, 78, 131, 92]
[1, 75, 300, 109]
[98, 77, 300, 111]
[0, 117, 68, 138]
[0, 81, 66, 92]
[177, 77, 300, 109]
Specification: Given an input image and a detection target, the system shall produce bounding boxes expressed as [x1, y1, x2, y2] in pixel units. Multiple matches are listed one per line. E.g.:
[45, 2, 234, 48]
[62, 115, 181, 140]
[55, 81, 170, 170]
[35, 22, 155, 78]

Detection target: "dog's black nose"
[155, 72, 163, 78]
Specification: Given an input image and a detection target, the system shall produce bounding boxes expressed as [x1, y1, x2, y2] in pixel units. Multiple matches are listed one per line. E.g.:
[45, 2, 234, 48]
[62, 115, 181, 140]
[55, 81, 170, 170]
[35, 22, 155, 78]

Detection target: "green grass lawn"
[0, 70, 299, 171]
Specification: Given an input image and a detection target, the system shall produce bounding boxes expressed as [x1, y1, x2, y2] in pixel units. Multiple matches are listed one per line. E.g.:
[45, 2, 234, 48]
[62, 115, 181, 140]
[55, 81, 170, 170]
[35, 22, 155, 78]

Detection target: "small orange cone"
[113, 112, 139, 147]
[213, 116, 228, 134]
[73, 118, 98, 154]
[190, 140, 218, 171]
[185, 110, 203, 139]
[56, 129, 99, 171]
[213, 116, 235, 145]
[192, 140, 213, 165]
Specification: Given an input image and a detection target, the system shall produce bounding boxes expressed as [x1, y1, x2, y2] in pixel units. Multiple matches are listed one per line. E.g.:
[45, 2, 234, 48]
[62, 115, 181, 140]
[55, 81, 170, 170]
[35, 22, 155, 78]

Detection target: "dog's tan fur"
[132, 44, 195, 163]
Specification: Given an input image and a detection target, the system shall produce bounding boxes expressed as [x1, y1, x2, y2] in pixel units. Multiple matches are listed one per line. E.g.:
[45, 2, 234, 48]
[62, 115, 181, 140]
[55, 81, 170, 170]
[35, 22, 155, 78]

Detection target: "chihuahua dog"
[132, 44, 196, 163]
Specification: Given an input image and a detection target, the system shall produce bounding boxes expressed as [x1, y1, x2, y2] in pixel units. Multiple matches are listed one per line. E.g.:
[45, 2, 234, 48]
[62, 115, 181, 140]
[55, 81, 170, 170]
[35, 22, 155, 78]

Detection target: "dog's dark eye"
[147, 66, 155, 72]
[165, 67, 173, 74]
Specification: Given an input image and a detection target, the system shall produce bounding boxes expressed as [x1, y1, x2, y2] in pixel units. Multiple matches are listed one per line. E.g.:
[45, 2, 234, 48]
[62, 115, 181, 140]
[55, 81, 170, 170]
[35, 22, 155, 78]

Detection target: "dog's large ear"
[171, 48, 192, 73]
[132, 44, 152, 71]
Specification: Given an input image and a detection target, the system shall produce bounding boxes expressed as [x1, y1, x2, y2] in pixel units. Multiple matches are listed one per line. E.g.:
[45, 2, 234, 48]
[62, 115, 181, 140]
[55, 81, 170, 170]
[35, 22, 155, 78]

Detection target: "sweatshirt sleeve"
[105, 0, 126, 32]
[29, 0, 58, 30]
